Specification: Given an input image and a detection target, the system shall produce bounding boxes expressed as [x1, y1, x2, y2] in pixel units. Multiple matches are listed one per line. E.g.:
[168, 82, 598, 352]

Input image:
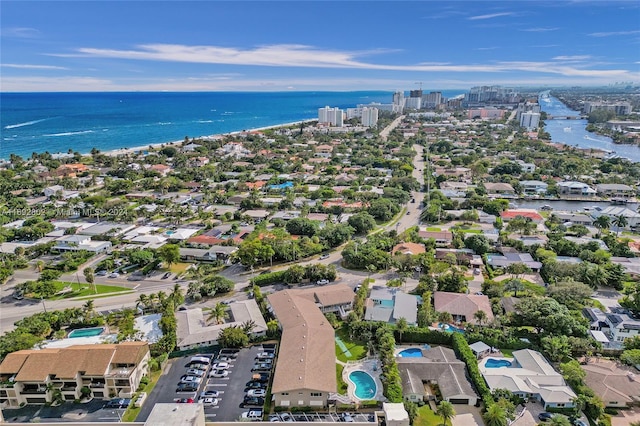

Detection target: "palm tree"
[437, 311, 453, 325]
[170, 283, 184, 309]
[504, 278, 524, 297]
[82, 299, 95, 318]
[241, 320, 256, 334]
[593, 215, 610, 233]
[136, 294, 149, 313]
[482, 403, 508, 426]
[436, 400, 455, 426]
[612, 214, 628, 236]
[207, 302, 228, 325]
[395, 317, 408, 343]
[473, 310, 488, 326]
[35, 260, 45, 273]
[549, 415, 572, 426]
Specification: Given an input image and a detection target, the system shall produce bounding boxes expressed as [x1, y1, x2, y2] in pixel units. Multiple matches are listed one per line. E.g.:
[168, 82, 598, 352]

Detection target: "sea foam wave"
[4, 118, 52, 129]
[43, 130, 94, 137]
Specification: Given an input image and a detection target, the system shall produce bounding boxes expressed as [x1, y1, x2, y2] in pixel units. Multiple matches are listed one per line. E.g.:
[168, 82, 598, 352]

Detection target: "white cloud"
[2, 63, 68, 70]
[476, 47, 500, 51]
[467, 12, 515, 20]
[551, 55, 592, 61]
[48, 43, 635, 79]
[588, 30, 640, 37]
[1, 27, 40, 38]
[521, 27, 559, 32]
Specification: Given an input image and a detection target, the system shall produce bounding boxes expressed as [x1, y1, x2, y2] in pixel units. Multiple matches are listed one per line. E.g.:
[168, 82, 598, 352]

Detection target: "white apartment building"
[318, 106, 344, 127]
[393, 91, 405, 109]
[405, 97, 422, 110]
[421, 91, 442, 109]
[520, 112, 541, 130]
[361, 107, 379, 127]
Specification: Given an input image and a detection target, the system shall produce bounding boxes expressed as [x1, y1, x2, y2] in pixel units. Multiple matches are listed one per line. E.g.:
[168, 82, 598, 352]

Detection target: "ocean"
[0, 91, 463, 159]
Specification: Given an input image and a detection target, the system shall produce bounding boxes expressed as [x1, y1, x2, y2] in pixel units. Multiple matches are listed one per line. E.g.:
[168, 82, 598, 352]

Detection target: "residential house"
[397, 346, 478, 405]
[418, 230, 453, 247]
[500, 209, 544, 224]
[596, 183, 634, 199]
[486, 251, 542, 272]
[433, 292, 494, 325]
[485, 182, 516, 198]
[582, 358, 640, 408]
[480, 349, 577, 409]
[520, 180, 548, 195]
[0, 342, 150, 406]
[267, 289, 336, 408]
[557, 181, 596, 197]
[179, 246, 238, 263]
[391, 242, 426, 256]
[552, 213, 594, 226]
[175, 300, 267, 351]
[516, 160, 536, 173]
[602, 308, 640, 345]
[364, 287, 418, 325]
[592, 206, 640, 229]
[51, 235, 112, 254]
[293, 284, 355, 319]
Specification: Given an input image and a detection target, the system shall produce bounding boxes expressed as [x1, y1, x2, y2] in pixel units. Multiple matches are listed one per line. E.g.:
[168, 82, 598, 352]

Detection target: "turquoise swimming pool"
[398, 348, 423, 357]
[349, 371, 376, 400]
[68, 327, 105, 338]
[485, 358, 512, 368]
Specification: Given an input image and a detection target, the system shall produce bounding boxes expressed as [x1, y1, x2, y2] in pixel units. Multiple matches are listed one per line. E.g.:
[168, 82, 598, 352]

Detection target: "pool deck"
[394, 345, 429, 357]
[478, 356, 516, 373]
[342, 358, 386, 404]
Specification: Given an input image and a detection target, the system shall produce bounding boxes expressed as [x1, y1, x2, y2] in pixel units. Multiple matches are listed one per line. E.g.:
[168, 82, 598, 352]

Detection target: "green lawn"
[168, 262, 190, 274]
[499, 348, 514, 358]
[122, 369, 163, 422]
[459, 229, 482, 234]
[415, 405, 445, 426]
[335, 326, 368, 363]
[336, 364, 348, 394]
[426, 227, 441, 232]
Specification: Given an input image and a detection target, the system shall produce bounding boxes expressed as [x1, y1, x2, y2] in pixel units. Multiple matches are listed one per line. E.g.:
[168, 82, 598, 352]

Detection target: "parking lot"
[136, 344, 277, 422]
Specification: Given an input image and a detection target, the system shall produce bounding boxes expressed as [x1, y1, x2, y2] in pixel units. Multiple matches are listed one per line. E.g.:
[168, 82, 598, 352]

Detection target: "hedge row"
[401, 327, 454, 346]
[250, 270, 287, 287]
[451, 333, 494, 410]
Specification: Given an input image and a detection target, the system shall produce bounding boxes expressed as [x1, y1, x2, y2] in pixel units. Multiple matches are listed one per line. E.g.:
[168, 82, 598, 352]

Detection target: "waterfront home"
[520, 180, 548, 195]
[364, 287, 418, 325]
[581, 358, 640, 408]
[0, 342, 150, 406]
[516, 160, 536, 173]
[552, 212, 594, 226]
[500, 209, 544, 224]
[433, 292, 494, 325]
[397, 346, 478, 405]
[557, 181, 597, 197]
[175, 300, 267, 351]
[596, 183, 634, 199]
[267, 289, 336, 408]
[480, 349, 576, 409]
[592, 206, 640, 229]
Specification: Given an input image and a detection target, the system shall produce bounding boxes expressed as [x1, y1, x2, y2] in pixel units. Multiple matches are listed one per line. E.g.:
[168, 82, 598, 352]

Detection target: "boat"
[611, 197, 629, 205]
[540, 205, 552, 211]
[563, 127, 572, 132]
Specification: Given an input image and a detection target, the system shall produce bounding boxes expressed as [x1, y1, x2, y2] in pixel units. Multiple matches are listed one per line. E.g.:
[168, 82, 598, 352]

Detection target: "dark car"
[104, 398, 131, 409]
[242, 396, 265, 407]
[162, 272, 171, 279]
[538, 412, 554, 422]
[251, 363, 272, 371]
[245, 381, 267, 391]
[176, 383, 198, 392]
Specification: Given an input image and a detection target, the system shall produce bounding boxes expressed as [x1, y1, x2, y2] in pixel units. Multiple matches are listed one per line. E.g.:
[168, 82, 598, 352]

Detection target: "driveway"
[451, 404, 483, 426]
[511, 402, 546, 426]
[611, 407, 640, 426]
[593, 288, 623, 313]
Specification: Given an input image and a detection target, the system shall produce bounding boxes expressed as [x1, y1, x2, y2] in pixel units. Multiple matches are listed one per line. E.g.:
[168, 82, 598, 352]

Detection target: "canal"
[539, 93, 640, 163]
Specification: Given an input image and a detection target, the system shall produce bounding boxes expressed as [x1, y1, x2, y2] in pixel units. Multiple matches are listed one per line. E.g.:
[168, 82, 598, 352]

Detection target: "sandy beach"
[99, 118, 315, 157]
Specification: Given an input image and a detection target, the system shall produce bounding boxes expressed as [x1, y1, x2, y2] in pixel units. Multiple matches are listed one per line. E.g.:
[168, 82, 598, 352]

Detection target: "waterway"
[539, 92, 640, 163]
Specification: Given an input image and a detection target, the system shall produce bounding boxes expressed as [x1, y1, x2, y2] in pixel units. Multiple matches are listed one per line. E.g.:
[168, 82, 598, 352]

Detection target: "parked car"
[212, 362, 230, 370]
[319, 254, 330, 260]
[202, 397, 219, 406]
[200, 390, 220, 398]
[316, 279, 329, 286]
[180, 375, 202, 384]
[251, 373, 270, 383]
[174, 398, 195, 403]
[279, 413, 294, 422]
[186, 369, 205, 377]
[241, 409, 263, 421]
[96, 270, 108, 276]
[247, 389, 266, 398]
[242, 396, 265, 407]
[251, 363, 272, 371]
[108, 272, 120, 278]
[162, 272, 171, 279]
[341, 413, 355, 423]
[187, 363, 208, 370]
[176, 383, 198, 392]
[245, 381, 267, 391]
[104, 398, 131, 408]
[538, 413, 554, 422]
[209, 369, 229, 378]
[255, 352, 274, 359]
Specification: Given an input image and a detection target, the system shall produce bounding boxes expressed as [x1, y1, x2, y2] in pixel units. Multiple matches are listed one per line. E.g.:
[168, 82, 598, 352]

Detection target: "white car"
[316, 279, 329, 286]
[209, 369, 229, 378]
[202, 397, 219, 406]
[108, 272, 120, 278]
[247, 389, 266, 398]
[256, 352, 274, 359]
[180, 375, 202, 384]
[200, 390, 220, 399]
[212, 362, 230, 370]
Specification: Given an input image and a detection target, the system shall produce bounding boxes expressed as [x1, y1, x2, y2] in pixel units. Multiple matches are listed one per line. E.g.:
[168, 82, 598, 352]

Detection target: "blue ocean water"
[1, 91, 463, 159]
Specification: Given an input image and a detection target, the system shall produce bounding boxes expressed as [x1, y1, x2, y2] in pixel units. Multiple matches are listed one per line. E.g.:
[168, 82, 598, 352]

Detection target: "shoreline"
[96, 118, 316, 157]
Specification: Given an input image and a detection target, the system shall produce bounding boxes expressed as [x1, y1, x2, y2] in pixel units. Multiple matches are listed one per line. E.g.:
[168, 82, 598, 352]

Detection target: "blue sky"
[1, 1, 639, 92]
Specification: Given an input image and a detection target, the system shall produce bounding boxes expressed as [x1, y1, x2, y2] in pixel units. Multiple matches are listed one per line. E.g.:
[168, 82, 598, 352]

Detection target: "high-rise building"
[520, 112, 540, 130]
[422, 91, 442, 109]
[409, 89, 423, 98]
[392, 91, 405, 108]
[405, 97, 422, 110]
[361, 107, 379, 127]
[583, 102, 632, 115]
[318, 106, 344, 127]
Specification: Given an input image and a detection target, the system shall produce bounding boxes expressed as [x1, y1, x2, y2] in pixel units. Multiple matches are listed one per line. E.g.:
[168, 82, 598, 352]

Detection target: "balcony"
[21, 388, 47, 395]
[89, 382, 106, 388]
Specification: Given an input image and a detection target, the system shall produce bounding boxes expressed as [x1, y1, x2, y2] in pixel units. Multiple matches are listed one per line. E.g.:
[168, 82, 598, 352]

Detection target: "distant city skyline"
[1, 1, 639, 92]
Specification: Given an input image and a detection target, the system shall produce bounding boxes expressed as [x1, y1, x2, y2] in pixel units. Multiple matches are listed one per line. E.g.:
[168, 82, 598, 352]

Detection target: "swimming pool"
[438, 323, 465, 334]
[485, 358, 512, 368]
[348, 371, 377, 400]
[68, 327, 105, 338]
[398, 348, 423, 357]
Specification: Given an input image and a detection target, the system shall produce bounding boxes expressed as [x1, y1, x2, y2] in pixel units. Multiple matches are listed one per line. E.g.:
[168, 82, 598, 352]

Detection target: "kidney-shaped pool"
[348, 370, 377, 400]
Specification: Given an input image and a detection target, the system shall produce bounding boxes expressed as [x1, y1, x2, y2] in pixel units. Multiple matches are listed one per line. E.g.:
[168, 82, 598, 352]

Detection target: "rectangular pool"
[68, 327, 105, 338]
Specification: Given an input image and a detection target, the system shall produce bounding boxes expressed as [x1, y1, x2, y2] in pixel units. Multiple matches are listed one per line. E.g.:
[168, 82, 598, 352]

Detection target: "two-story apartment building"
[0, 342, 149, 407]
[557, 181, 597, 197]
[520, 180, 548, 195]
[596, 184, 635, 199]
